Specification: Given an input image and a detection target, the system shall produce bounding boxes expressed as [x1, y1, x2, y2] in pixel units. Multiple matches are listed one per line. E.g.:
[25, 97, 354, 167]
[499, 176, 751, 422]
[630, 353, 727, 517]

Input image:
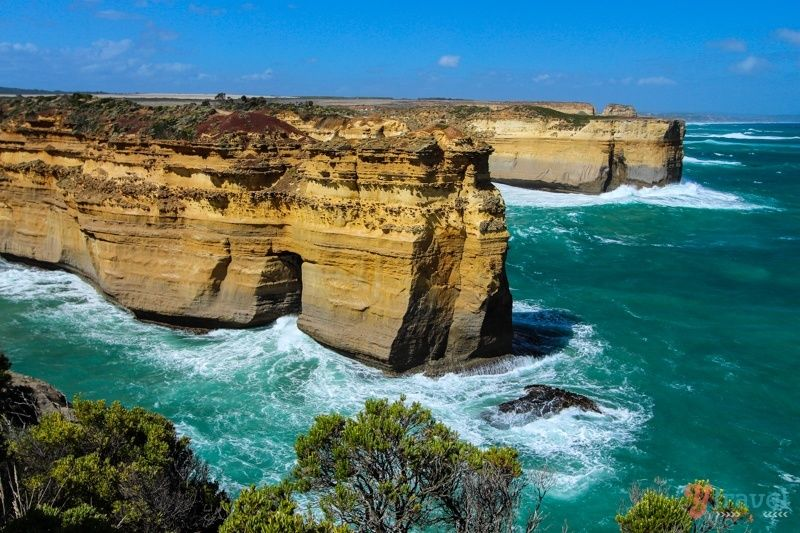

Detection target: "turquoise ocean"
[1, 123, 798, 531]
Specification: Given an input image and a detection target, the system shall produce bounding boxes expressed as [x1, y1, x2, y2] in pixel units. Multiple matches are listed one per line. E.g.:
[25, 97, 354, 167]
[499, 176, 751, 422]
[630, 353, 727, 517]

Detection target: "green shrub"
[220, 482, 347, 533]
[616, 480, 752, 533]
[292, 396, 525, 533]
[5, 398, 226, 531]
[2, 503, 111, 532]
[616, 490, 693, 533]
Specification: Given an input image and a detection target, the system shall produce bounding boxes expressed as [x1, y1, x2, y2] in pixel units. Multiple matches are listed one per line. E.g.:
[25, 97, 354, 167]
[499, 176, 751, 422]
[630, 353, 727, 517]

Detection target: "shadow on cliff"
[511, 308, 578, 357]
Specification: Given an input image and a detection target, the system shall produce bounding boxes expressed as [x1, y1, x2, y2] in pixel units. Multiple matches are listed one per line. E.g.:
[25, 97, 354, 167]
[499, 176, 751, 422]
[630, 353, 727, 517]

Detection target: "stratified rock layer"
[284, 102, 685, 194]
[0, 102, 512, 371]
[468, 115, 685, 193]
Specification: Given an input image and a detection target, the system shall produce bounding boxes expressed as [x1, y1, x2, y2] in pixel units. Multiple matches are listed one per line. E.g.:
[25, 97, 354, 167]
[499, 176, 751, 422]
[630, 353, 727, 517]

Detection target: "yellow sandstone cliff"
[277, 102, 685, 194]
[0, 99, 512, 371]
[469, 114, 684, 193]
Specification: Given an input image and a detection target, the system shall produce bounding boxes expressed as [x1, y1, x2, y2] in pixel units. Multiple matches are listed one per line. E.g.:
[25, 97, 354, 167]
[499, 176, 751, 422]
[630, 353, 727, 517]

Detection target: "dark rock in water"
[2, 372, 72, 427]
[512, 309, 578, 357]
[498, 385, 601, 418]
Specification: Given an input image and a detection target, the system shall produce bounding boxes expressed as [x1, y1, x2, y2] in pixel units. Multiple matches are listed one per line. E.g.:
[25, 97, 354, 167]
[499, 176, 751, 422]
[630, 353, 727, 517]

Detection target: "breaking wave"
[683, 156, 743, 167]
[497, 181, 771, 211]
[0, 258, 650, 495]
[686, 132, 800, 141]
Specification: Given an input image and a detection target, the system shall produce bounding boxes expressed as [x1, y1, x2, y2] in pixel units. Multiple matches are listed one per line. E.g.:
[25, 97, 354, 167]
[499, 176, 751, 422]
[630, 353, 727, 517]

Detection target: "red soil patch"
[197, 111, 305, 137]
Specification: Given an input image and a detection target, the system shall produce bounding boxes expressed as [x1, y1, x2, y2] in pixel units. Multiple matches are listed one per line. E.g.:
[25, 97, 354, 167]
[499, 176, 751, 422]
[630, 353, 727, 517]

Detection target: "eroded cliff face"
[468, 114, 685, 193]
[280, 103, 685, 194]
[0, 99, 512, 372]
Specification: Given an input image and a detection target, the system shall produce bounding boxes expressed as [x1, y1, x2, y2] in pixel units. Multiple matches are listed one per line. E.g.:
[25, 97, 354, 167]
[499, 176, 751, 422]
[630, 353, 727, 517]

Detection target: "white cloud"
[731, 55, 767, 74]
[637, 76, 676, 86]
[137, 62, 193, 76]
[91, 38, 133, 60]
[709, 38, 747, 52]
[242, 68, 274, 81]
[95, 10, 139, 20]
[437, 55, 460, 68]
[532, 73, 563, 84]
[776, 28, 800, 46]
[0, 42, 38, 53]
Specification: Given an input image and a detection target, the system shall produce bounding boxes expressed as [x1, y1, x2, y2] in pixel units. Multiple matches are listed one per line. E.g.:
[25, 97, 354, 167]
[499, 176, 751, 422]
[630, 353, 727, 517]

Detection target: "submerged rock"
[498, 384, 600, 418]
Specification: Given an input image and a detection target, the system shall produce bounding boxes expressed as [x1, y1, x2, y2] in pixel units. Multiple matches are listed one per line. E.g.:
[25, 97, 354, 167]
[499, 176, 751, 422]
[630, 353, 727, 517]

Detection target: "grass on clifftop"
[0, 94, 350, 141]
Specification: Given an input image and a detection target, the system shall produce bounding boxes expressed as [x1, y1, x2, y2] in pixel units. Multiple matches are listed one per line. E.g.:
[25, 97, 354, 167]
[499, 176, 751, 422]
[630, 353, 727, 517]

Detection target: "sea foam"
[496, 181, 770, 211]
[685, 132, 800, 141]
[683, 156, 743, 167]
[0, 258, 650, 495]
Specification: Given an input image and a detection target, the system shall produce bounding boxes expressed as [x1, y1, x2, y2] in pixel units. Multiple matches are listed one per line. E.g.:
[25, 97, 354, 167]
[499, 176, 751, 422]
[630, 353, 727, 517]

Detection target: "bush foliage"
[1, 398, 226, 532]
[220, 482, 347, 533]
[0, 367, 757, 533]
[288, 397, 526, 532]
[616, 479, 752, 533]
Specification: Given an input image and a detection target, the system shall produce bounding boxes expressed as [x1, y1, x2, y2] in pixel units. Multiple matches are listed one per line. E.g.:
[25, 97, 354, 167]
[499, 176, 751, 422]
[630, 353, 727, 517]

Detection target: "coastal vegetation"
[0, 94, 346, 141]
[615, 479, 752, 533]
[0, 356, 753, 532]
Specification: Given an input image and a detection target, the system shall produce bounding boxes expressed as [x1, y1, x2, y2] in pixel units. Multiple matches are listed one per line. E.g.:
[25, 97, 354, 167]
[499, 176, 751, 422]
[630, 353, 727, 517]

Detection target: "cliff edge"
[0, 96, 513, 372]
[278, 102, 685, 194]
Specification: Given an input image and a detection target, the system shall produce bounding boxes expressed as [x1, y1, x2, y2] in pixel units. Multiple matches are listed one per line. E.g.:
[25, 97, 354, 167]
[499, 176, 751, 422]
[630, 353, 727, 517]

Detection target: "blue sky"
[1, 1, 799, 113]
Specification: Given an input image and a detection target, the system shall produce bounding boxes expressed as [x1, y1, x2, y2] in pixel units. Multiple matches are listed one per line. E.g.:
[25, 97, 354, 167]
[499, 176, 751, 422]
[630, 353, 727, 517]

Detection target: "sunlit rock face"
[0, 99, 512, 371]
[468, 115, 685, 194]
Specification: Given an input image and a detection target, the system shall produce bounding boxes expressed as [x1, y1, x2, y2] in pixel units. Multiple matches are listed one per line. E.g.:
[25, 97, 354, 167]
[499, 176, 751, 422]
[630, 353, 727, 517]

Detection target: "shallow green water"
[2, 123, 798, 531]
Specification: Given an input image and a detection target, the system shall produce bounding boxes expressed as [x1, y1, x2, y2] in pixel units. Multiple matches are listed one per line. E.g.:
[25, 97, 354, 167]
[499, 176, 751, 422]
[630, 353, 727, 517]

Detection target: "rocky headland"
[0, 95, 683, 371]
[0, 95, 512, 372]
[269, 98, 685, 194]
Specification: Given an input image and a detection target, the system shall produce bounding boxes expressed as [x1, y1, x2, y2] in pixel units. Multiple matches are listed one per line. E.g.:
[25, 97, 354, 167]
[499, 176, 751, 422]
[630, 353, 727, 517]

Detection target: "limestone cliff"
[0, 96, 512, 372]
[601, 104, 637, 117]
[279, 102, 685, 194]
[467, 112, 685, 193]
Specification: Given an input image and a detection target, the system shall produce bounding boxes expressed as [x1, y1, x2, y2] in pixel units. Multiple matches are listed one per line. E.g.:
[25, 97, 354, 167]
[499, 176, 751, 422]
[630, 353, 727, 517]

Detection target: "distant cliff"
[0, 96, 512, 372]
[281, 102, 685, 194]
[468, 111, 685, 193]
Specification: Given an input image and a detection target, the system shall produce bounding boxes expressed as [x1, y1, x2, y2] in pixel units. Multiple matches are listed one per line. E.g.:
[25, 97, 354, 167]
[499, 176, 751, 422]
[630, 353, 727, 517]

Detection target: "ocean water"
[1, 123, 799, 531]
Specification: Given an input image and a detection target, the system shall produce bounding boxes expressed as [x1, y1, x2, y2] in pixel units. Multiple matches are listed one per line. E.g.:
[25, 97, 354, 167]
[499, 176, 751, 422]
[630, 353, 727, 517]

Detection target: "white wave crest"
[0, 260, 650, 496]
[497, 181, 769, 210]
[683, 156, 742, 167]
[686, 132, 800, 140]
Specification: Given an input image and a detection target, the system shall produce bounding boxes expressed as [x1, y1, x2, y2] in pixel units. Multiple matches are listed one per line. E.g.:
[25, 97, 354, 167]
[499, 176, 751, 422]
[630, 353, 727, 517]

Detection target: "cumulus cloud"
[91, 38, 133, 60]
[0, 42, 38, 53]
[775, 28, 800, 46]
[242, 68, 274, 81]
[731, 55, 768, 74]
[709, 38, 747, 52]
[637, 76, 676, 86]
[437, 55, 460, 68]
